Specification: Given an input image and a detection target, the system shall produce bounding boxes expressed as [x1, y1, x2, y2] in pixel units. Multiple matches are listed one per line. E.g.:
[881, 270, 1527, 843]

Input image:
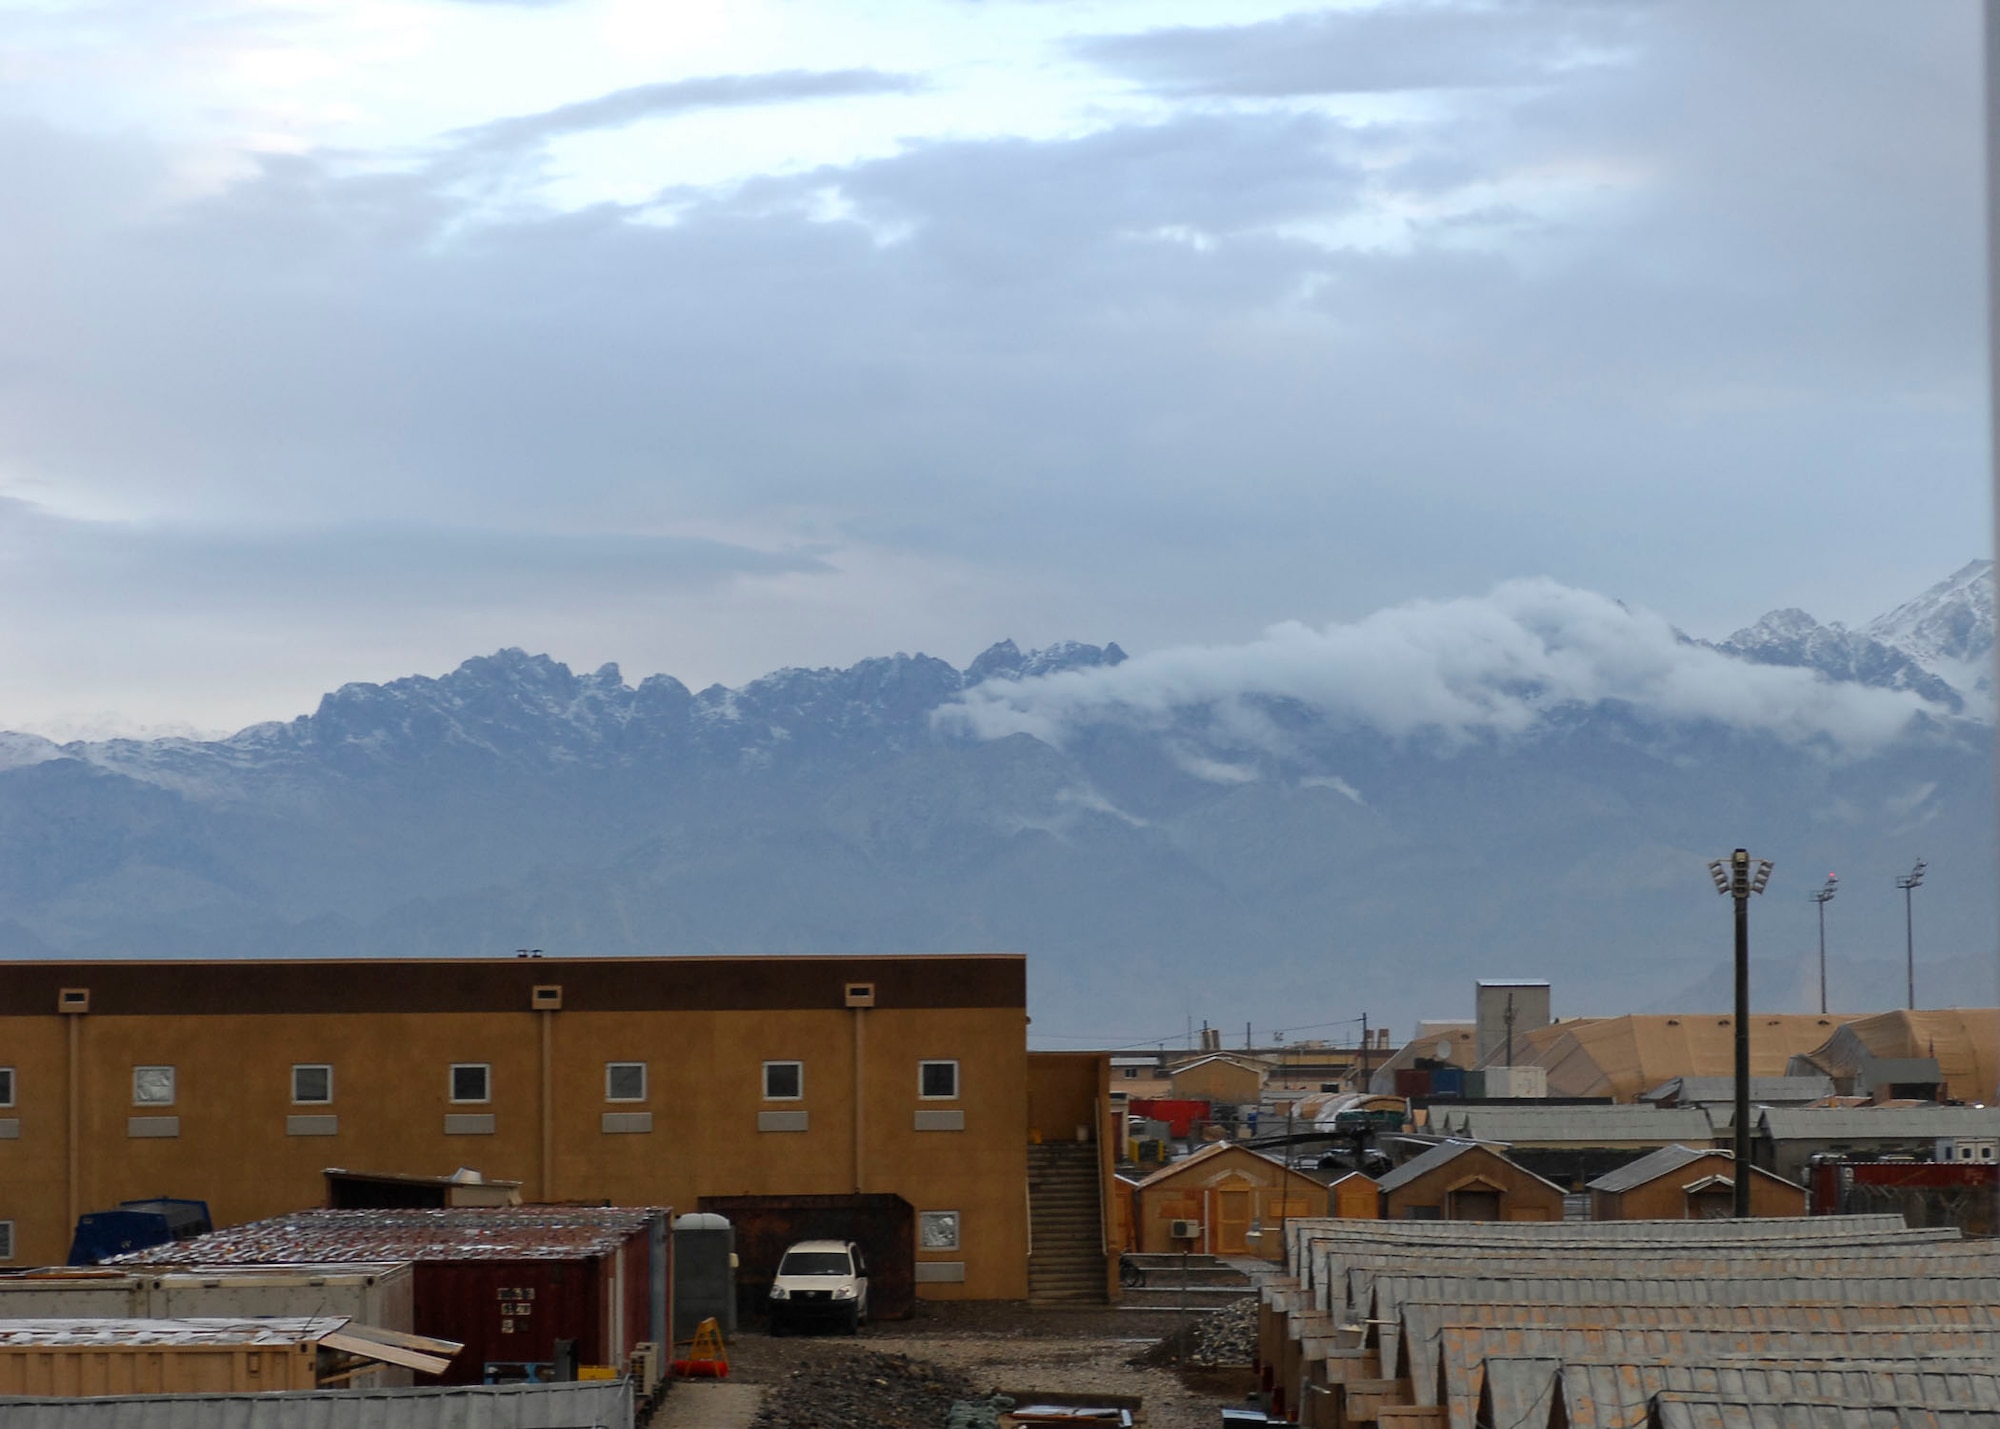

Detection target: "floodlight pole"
[1811, 876, 1837, 1016]
[1709, 848, 1772, 1217]
[1896, 860, 1926, 1011]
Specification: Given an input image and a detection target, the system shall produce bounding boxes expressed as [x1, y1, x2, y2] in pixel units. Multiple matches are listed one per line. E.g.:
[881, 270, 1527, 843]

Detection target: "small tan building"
[1133, 1144, 1327, 1257]
[1326, 1170, 1380, 1219]
[1376, 1139, 1565, 1222]
[1167, 1055, 1267, 1105]
[1587, 1143, 1805, 1221]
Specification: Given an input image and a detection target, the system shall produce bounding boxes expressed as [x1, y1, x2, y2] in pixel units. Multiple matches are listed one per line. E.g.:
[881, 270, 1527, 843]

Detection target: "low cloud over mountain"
[0, 564, 1991, 1037]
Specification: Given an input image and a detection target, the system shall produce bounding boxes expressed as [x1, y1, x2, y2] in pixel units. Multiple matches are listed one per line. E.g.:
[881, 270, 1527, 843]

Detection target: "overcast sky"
[0, 0, 1987, 737]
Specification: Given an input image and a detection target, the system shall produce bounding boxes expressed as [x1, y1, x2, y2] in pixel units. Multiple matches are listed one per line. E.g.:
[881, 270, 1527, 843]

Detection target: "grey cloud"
[451, 70, 923, 156]
[1073, 1, 1645, 97]
[942, 580, 1939, 755]
[0, 1, 1984, 717]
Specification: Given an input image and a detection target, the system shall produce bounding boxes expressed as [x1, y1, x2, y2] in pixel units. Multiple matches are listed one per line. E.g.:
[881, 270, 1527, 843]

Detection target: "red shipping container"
[1127, 1098, 1212, 1138]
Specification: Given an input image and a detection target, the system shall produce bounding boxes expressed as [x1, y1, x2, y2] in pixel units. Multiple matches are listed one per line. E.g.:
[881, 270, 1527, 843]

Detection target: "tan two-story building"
[0, 954, 1038, 1299]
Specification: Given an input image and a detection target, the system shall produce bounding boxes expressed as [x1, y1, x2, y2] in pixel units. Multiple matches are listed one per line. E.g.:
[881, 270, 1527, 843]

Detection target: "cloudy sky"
[0, 0, 1987, 737]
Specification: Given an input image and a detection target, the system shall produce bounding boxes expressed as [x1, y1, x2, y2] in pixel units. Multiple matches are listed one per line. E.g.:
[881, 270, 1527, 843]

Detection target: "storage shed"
[1376, 1139, 1566, 1222]
[1132, 1144, 1327, 1257]
[1587, 1144, 1805, 1221]
[1167, 1056, 1267, 1105]
[112, 1207, 667, 1386]
[1325, 1171, 1380, 1219]
[0, 1317, 456, 1397]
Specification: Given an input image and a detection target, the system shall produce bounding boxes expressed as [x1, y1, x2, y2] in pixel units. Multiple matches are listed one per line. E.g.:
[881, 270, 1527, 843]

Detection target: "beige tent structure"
[1490, 1014, 1863, 1102]
[1789, 1010, 2000, 1105]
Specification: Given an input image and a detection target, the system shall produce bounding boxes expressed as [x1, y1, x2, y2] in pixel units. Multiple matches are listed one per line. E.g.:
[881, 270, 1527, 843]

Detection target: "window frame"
[605, 1062, 647, 1103]
[762, 1060, 804, 1102]
[0, 1221, 13, 1261]
[449, 1063, 492, 1105]
[0, 1067, 14, 1107]
[918, 1210, 961, 1251]
[132, 1065, 176, 1107]
[291, 1064, 334, 1106]
[918, 1059, 960, 1101]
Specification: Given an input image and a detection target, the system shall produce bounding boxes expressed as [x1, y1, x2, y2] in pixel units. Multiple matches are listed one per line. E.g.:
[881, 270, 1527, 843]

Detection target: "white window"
[919, 1060, 959, 1100]
[133, 1066, 175, 1106]
[763, 1061, 803, 1101]
[450, 1064, 491, 1104]
[292, 1065, 333, 1105]
[0, 1222, 12, 1261]
[606, 1063, 646, 1102]
[0, 1068, 13, 1107]
[919, 1210, 961, 1251]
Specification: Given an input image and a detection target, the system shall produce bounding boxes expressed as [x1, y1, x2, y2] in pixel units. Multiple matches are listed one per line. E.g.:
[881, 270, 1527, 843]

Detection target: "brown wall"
[1169, 1060, 1264, 1104]
[1330, 1175, 1380, 1219]
[0, 956, 1029, 1300]
[1381, 1147, 1565, 1223]
[1135, 1147, 1327, 1256]
[1593, 1156, 1806, 1221]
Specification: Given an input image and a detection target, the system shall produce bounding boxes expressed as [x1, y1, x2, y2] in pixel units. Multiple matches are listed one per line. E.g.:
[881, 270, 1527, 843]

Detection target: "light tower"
[1708, 848, 1773, 1217]
[1896, 860, 1927, 1010]
[1810, 875, 1837, 1015]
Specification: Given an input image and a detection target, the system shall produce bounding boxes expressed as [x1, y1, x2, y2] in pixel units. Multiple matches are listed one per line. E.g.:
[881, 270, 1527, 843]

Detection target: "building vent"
[844, 982, 876, 1008]
[57, 988, 89, 1014]
[1169, 1219, 1202, 1241]
[531, 984, 563, 1010]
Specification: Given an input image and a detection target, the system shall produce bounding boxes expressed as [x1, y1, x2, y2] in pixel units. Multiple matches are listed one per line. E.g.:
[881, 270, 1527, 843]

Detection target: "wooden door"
[1216, 1189, 1253, 1254]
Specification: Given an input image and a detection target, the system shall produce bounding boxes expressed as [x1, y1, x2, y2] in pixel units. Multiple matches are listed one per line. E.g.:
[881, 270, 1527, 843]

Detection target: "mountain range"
[1, 563, 1994, 1041]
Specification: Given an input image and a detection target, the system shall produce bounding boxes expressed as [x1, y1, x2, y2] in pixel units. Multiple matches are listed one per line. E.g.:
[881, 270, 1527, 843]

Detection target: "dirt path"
[713, 1303, 1250, 1429]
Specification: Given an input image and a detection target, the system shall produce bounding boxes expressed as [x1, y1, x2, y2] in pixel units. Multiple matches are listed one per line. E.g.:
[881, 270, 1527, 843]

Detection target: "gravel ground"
[724, 1304, 1251, 1429]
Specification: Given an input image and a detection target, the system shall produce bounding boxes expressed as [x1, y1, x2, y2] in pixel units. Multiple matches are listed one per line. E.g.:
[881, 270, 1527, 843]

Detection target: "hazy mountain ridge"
[0, 570, 1991, 1033]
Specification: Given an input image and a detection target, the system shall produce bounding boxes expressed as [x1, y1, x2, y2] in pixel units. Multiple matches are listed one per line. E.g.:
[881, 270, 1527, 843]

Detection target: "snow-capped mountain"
[0, 567, 1992, 1034]
[1865, 559, 1995, 708]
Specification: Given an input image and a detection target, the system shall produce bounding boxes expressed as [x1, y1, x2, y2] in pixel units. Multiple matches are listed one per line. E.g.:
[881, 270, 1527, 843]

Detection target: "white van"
[767, 1239, 870, 1334]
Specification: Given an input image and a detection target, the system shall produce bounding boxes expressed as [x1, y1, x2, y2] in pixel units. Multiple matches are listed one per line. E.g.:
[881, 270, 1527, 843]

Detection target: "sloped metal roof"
[1642, 1076, 1835, 1105]
[1435, 1104, 1717, 1144]
[1553, 1359, 2000, 1429]
[0, 1317, 347, 1347]
[1587, 1143, 1723, 1193]
[1392, 1301, 2000, 1391]
[1759, 1107, 2000, 1141]
[1649, 1390, 2000, 1429]
[111, 1208, 662, 1266]
[0, 1380, 633, 1429]
[1363, 1276, 2000, 1374]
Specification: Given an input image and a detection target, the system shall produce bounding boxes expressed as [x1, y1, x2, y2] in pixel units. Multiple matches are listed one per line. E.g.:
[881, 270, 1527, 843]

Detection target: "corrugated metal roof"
[1375, 1140, 1484, 1194]
[112, 1208, 662, 1266]
[1552, 1359, 2000, 1429]
[1642, 1076, 1835, 1105]
[1435, 1104, 1717, 1144]
[1437, 1327, 2000, 1429]
[1391, 1301, 2000, 1383]
[1339, 1252, 2000, 1326]
[0, 1380, 633, 1429]
[1648, 1390, 2000, 1429]
[1362, 1276, 2000, 1371]
[0, 1317, 346, 1347]
[1588, 1144, 1725, 1193]
[1760, 1107, 2000, 1140]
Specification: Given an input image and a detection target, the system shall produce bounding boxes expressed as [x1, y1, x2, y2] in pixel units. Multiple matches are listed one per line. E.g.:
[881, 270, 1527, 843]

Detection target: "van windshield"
[779, 1251, 852, 1276]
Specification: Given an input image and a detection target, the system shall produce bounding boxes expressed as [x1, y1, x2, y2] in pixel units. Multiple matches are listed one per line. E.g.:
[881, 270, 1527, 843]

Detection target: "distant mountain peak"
[1864, 559, 1995, 675]
[1715, 605, 1963, 713]
[965, 638, 1128, 685]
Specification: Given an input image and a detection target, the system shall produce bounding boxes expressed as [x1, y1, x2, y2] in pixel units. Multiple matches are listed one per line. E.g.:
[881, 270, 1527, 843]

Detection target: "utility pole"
[1896, 860, 1927, 1011]
[1358, 1012, 1370, 1094]
[1811, 875, 1837, 1015]
[1708, 848, 1773, 1217]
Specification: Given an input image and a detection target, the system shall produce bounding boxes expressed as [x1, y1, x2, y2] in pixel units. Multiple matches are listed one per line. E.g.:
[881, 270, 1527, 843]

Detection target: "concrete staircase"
[1027, 1141, 1109, 1305]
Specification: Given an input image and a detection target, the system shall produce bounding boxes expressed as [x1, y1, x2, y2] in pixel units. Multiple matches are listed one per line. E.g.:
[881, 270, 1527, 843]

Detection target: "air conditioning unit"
[1169, 1219, 1202, 1241]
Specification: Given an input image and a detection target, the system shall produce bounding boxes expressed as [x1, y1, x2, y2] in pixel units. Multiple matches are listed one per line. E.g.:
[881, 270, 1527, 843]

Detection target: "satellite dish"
[1434, 1040, 1452, 1061]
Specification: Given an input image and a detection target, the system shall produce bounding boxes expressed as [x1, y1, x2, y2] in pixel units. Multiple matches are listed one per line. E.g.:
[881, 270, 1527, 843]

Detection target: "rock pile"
[1130, 1298, 1257, 1370]
[749, 1349, 979, 1429]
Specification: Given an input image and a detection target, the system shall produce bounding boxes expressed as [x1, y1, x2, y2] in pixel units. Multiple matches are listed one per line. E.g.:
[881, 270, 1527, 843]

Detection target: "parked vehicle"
[767, 1239, 869, 1334]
